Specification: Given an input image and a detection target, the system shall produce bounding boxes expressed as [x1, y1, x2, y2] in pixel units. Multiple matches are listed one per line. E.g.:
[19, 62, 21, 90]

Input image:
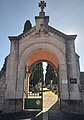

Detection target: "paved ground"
[0, 111, 41, 120]
[43, 88, 59, 112]
[0, 111, 84, 120]
[48, 111, 84, 120]
[0, 89, 84, 120]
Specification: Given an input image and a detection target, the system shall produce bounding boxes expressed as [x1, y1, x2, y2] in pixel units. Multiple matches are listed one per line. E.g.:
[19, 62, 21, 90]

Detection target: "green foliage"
[29, 62, 44, 86]
[45, 63, 57, 85]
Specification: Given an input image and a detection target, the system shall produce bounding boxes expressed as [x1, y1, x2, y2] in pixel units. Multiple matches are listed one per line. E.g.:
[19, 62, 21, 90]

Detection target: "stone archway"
[26, 49, 58, 68]
[24, 59, 59, 111]
[2, 1, 81, 114]
[16, 42, 68, 102]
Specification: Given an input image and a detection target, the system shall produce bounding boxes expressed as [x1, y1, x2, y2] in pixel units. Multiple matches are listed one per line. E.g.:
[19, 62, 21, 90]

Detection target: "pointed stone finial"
[39, 1, 46, 12]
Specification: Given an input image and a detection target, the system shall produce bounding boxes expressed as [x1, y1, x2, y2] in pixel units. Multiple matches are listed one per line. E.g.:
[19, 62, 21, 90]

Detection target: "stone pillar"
[5, 37, 19, 112]
[35, 16, 49, 33]
[59, 64, 69, 100]
[66, 36, 80, 100]
[16, 64, 25, 99]
[35, 5, 49, 34]
[76, 54, 80, 84]
[25, 72, 31, 97]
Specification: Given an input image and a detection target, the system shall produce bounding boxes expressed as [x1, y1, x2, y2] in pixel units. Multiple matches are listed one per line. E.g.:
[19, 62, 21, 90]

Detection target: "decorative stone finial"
[23, 20, 32, 33]
[35, 1, 49, 33]
[39, 1, 46, 12]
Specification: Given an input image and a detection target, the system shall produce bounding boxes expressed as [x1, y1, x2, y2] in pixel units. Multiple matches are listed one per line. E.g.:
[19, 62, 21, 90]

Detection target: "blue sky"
[0, 0, 84, 71]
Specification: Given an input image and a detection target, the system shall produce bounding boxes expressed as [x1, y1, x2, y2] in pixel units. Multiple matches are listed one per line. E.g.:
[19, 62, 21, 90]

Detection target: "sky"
[0, 0, 84, 71]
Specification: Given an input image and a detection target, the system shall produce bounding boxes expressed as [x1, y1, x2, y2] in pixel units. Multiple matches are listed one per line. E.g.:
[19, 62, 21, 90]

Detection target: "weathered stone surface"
[0, 79, 6, 112]
[0, 1, 83, 114]
[0, 56, 8, 79]
[80, 72, 84, 85]
[4, 99, 23, 113]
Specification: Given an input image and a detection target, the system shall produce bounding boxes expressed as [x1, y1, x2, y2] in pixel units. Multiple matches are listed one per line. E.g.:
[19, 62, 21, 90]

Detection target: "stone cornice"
[66, 35, 77, 40]
[76, 53, 80, 58]
[48, 26, 77, 40]
[8, 36, 19, 41]
[19, 26, 36, 40]
[48, 26, 66, 38]
[8, 25, 77, 41]
[35, 16, 49, 19]
[8, 26, 36, 41]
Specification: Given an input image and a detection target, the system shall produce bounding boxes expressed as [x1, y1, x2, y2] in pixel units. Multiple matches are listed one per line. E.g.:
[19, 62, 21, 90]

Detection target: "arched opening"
[23, 49, 60, 112]
[26, 49, 58, 68]
[17, 44, 68, 113]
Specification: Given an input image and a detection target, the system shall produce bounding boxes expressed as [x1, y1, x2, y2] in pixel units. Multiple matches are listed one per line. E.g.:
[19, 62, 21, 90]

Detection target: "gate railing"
[24, 91, 43, 110]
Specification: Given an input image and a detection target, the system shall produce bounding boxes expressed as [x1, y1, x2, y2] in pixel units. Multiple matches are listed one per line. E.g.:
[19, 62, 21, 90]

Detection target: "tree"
[30, 62, 44, 86]
[45, 63, 57, 85]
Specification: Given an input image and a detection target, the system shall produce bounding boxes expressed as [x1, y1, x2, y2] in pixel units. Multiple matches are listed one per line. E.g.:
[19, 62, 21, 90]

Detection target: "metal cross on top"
[39, 1, 46, 12]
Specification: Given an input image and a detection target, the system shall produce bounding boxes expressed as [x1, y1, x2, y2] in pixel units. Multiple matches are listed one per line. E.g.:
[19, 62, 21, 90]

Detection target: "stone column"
[5, 37, 19, 112]
[66, 36, 80, 100]
[25, 72, 31, 97]
[59, 64, 69, 100]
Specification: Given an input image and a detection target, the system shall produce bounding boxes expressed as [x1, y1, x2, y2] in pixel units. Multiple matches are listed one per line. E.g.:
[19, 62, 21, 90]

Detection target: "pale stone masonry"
[0, 1, 84, 114]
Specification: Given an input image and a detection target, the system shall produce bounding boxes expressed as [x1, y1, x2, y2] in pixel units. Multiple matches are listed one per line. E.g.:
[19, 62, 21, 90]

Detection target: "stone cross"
[39, 1, 46, 12]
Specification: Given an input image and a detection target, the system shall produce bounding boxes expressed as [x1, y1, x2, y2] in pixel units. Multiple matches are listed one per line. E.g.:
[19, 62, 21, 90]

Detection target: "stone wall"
[79, 72, 84, 113]
[0, 56, 8, 79]
[0, 56, 7, 112]
[80, 72, 84, 84]
[79, 84, 84, 113]
[0, 79, 6, 112]
[61, 99, 82, 113]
